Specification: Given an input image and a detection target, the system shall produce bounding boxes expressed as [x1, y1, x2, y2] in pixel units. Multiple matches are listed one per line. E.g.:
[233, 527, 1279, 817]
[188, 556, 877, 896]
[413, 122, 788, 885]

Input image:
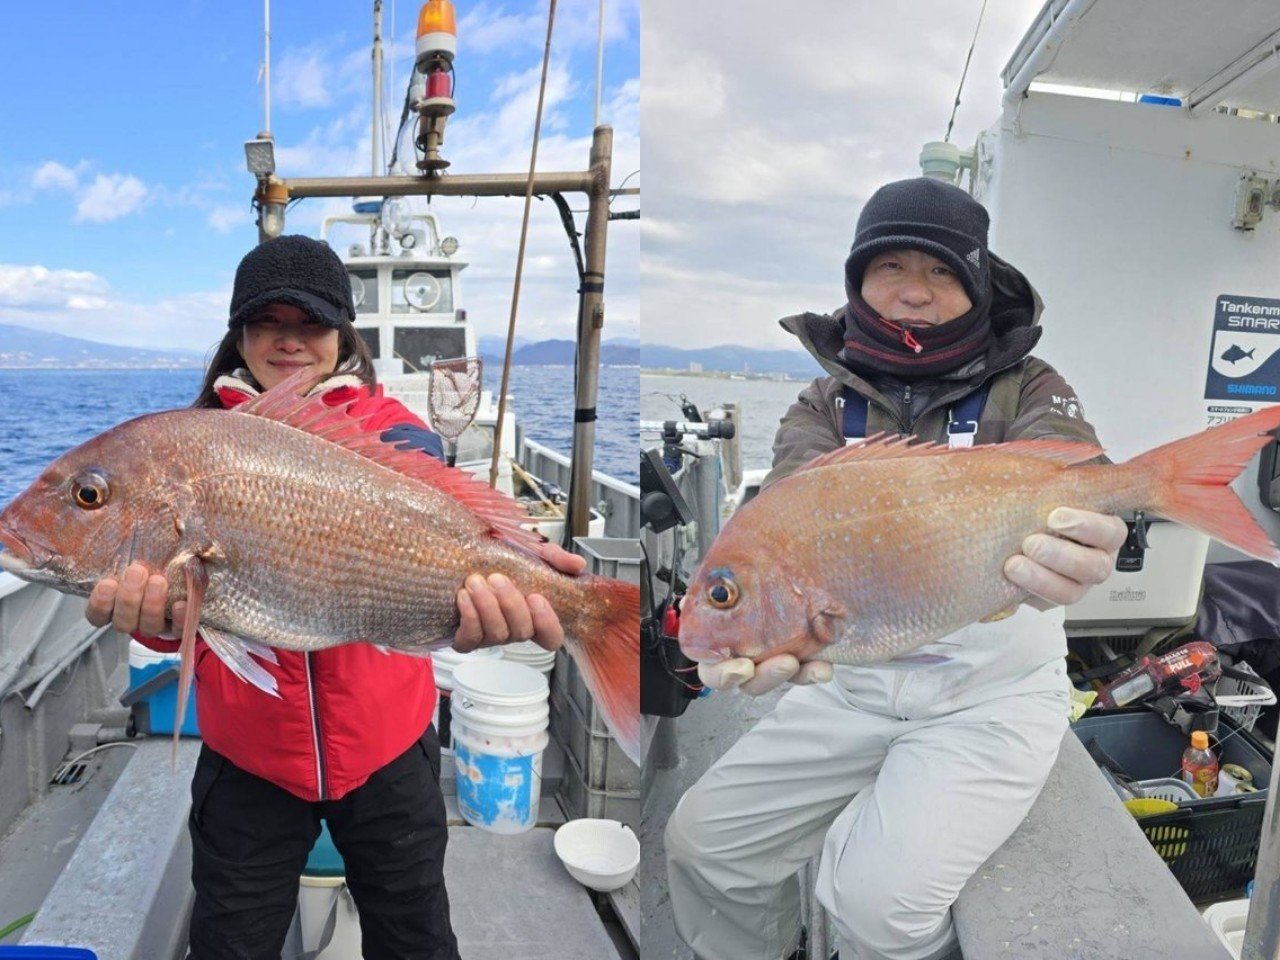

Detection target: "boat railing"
[520, 437, 639, 540]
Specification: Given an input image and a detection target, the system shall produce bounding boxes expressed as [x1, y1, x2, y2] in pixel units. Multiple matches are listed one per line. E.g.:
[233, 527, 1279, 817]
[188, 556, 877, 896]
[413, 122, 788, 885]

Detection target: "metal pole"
[594, 0, 605, 128]
[263, 0, 271, 132]
[373, 1, 384, 177]
[279, 171, 592, 199]
[489, 0, 559, 489]
[566, 124, 612, 539]
[1242, 749, 1280, 958]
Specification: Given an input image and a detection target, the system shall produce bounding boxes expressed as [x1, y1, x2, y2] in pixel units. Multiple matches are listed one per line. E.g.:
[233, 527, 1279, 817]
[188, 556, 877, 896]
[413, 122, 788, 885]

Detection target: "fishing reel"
[640, 448, 704, 716]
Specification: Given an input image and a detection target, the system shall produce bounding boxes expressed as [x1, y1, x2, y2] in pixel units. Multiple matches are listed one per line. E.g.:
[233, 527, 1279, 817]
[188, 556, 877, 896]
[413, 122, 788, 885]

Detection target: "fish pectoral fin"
[201, 626, 282, 698]
[806, 595, 848, 646]
[174, 556, 207, 766]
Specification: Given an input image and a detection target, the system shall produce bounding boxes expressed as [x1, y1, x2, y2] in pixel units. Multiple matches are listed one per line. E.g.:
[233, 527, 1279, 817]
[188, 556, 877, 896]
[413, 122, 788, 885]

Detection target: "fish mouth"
[0, 520, 44, 572]
[678, 644, 733, 664]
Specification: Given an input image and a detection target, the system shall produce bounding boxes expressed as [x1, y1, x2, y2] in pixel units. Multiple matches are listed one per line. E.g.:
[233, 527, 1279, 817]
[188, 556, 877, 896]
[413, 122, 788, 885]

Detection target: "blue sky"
[0, 0, 639, 352]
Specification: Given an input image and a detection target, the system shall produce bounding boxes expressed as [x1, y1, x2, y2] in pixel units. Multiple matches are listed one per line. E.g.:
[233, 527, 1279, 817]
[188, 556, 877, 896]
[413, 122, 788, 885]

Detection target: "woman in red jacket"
[84, 235, 582, 960]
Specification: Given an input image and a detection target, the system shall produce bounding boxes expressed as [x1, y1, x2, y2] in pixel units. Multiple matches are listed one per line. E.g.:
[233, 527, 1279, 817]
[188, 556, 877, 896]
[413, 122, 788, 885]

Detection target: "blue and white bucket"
[431, 646, 503, 756]
[450, 659, 550, 834]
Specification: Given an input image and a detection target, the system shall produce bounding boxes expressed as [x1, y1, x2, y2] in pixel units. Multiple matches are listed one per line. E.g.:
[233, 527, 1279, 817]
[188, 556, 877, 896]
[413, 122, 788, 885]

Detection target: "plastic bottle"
[1181, 730, 1219, 798]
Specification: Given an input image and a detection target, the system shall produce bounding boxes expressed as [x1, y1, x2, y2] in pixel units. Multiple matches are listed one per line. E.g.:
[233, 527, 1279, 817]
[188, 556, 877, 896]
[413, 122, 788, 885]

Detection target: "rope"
[490, 0, 559, 488]
[945, 0, 990, 143]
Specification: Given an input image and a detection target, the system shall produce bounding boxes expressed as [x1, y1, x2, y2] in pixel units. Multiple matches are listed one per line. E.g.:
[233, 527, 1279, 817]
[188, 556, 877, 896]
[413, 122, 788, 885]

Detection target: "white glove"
[697, 655, 834, 697]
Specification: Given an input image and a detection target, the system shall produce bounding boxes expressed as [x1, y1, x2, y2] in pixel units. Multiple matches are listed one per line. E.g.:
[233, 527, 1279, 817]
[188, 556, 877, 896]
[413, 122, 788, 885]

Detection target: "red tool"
[1096, 641, 1222, 709]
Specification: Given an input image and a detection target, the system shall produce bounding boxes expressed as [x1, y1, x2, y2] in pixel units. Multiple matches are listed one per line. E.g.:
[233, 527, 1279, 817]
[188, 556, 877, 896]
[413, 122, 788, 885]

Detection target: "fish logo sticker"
[1220, 344, 1256, 365]
[1209, 332, 1277, 379]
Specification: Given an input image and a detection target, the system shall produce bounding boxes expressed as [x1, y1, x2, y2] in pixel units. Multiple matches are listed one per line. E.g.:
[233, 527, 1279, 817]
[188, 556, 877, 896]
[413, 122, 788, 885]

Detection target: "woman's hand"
[452, 542, 587, 653]
[85, 562, 186, 643]
[1005, 507, 1127, 610]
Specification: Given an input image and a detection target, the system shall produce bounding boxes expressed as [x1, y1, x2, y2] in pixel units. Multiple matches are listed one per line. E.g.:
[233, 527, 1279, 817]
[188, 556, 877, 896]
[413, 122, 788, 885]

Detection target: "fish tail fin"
[561, 576, 641, 765]
[1132, 405, 1280, 564]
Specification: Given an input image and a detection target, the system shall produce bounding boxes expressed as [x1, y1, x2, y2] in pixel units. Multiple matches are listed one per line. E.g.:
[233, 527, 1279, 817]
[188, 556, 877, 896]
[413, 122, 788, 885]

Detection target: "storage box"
[550, 649, 640, 829]
[122, 641, 200, 737]
[1073, 708, 1272, 902]
[572, 537, 642, 584]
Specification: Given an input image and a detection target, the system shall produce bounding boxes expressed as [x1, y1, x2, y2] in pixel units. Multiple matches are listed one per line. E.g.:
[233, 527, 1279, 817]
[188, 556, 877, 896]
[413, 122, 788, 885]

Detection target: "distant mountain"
[477, 335, 531, 357]
[481, 338, 638, 366]
[0, 324, 640, 370]
[640, 344, 823, 379]
[0, 323, 205, 369]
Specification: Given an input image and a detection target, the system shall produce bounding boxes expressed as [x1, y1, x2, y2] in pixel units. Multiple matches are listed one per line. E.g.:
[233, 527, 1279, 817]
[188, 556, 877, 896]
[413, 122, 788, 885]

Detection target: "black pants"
[187, 727, 460, 960]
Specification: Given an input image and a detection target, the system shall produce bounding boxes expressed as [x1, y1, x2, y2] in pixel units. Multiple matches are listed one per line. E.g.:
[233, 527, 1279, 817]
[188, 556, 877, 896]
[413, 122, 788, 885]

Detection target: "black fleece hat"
[844, 177, 990, 306]
[228, 235, 354, 329]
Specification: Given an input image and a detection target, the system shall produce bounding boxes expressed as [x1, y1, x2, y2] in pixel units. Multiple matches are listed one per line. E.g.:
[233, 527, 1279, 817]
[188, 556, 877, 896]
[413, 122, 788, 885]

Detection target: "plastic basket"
[1215, 662, 1276, 732]
[1131, 777, 1199, 803]
[1073, 708, 1272, 902]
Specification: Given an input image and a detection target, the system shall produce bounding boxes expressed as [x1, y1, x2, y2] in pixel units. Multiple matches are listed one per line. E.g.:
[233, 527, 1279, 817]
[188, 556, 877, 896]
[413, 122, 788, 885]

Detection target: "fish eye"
[70, 471, 110, 511]
[707, 577, 740, 610]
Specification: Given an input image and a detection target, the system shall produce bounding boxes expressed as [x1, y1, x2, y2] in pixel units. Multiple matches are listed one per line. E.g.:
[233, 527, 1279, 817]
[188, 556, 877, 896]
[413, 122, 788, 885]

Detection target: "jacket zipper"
[304, 652, 328, 800]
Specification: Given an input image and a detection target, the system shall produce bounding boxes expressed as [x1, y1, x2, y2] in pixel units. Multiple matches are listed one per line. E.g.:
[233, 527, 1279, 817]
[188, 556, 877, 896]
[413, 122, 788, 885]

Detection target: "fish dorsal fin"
[794, 431, 1103, 475]
[237, 370, 544, 552]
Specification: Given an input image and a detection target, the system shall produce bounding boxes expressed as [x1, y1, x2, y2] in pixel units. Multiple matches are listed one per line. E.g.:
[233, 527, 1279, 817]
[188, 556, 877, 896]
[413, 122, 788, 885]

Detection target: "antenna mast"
[373, 1, 385, 176]
[594, 0, 605, 126]
[263, 0, 272, 132]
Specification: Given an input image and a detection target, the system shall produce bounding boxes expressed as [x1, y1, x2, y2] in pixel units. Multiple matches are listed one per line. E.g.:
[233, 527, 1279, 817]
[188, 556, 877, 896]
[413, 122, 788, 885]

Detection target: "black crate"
[1072, 707, 1272, 902]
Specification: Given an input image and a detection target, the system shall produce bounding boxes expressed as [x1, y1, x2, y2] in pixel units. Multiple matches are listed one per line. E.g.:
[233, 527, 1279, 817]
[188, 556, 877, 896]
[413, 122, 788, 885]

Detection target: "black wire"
[945, 0, 990, 143]
[387, 68, 417, 173]
[609, 168, 639, 208]
[549, 192, 586, 283]
[639, 537, 657, 621]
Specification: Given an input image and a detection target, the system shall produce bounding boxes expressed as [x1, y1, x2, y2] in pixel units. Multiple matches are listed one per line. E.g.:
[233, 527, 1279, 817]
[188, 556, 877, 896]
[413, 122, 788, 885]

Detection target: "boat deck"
[640, 685, 1236, 960]
[0, 663, 639, 959]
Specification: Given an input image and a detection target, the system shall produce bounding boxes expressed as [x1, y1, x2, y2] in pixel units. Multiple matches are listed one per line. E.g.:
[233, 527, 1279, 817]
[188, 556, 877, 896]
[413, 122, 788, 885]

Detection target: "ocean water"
[0, 365, 639, 508]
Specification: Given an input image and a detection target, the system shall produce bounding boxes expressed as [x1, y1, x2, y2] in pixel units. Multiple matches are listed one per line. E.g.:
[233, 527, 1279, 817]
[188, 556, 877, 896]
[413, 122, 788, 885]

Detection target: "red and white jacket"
[135, 375, 438, 801]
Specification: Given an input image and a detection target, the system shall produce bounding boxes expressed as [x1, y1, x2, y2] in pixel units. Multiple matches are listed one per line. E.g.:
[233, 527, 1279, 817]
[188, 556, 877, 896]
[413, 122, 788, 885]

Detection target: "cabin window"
[356, 326, 380, 359]
[391, 268, 453, 315]
[393, 327, 467, 370]
[349, 270, 379, 314]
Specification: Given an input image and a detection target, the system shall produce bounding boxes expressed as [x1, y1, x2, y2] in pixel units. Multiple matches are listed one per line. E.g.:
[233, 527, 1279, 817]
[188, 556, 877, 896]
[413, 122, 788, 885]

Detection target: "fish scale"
[679, 408, 1280, 672]
[0, 371, 642, 762]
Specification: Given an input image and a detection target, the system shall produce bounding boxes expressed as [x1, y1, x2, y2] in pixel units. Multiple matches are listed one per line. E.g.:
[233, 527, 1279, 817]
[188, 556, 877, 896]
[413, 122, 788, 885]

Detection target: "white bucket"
[431, 646, 503, 754]
[499, 640, 556, 677]
[297, 876, 363, 959]
[451, 659, 550, 834]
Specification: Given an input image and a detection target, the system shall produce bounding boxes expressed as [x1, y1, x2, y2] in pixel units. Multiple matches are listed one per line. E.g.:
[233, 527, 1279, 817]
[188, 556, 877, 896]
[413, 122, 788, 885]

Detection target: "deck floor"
[1, 740, 637, 958]
[639, 686, 787, 960]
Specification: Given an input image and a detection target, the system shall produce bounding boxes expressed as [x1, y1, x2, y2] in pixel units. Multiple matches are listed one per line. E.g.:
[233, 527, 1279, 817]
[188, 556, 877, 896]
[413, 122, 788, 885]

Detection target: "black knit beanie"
[843, 177, 990, 306]
[228, 235, 354, 329]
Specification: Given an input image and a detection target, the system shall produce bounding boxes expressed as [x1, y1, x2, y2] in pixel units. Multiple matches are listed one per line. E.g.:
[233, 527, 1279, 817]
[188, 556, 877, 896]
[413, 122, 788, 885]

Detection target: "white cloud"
[274, 48, 333, 109]
[0, 273, 227, 352]
[32, 161, 81, 192]
[74, 173, 149, 223]
[208, 204, 250, 234]
[0, 264, 111, 310]
[642, 0, 1046, 348]
[461, 0, 638, 55]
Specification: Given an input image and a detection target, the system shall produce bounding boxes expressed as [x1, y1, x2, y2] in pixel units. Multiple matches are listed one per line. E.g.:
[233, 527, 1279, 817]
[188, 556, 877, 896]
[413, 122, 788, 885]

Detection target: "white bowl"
[553, 818, 640, 892]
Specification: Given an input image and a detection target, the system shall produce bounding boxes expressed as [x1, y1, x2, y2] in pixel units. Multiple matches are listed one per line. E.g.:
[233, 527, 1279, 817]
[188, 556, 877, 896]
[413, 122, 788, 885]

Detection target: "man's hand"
[697, 655, 834, 697]
[85, 562, 185, 636]
[453, 542, 587, 653]
[1005, 507, 1127, 610]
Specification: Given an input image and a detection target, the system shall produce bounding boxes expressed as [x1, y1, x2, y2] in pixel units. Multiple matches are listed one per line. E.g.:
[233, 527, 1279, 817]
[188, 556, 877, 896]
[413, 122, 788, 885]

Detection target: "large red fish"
[0, 372, 640, 762]
[679, 406, 1280, 669]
